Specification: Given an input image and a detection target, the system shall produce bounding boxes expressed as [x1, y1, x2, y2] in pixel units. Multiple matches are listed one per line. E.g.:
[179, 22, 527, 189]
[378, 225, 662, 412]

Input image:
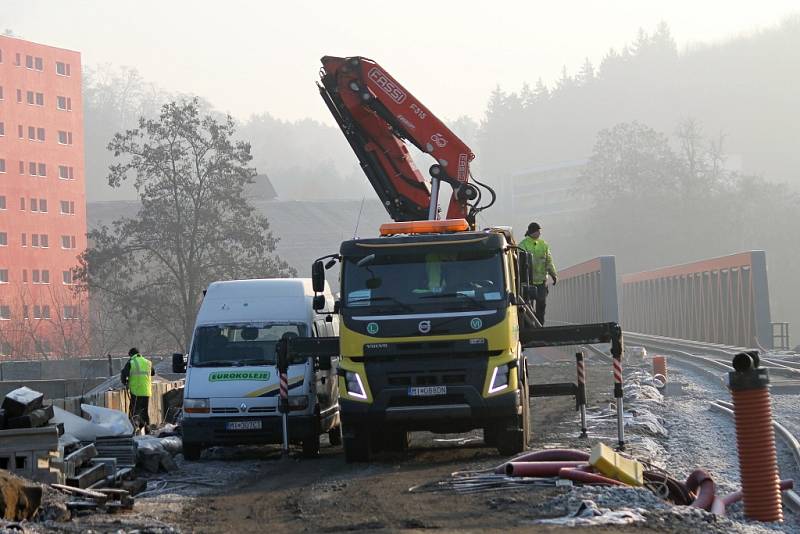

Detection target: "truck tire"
[302, 434, 321, 458]
[496, 372, 530, 457]
[328, 424, 342, 446]
[383, 431, 410, 452]
[344, 425, 370, 463]
[483, 425, 498, 446]
[183, 443, 203, 461]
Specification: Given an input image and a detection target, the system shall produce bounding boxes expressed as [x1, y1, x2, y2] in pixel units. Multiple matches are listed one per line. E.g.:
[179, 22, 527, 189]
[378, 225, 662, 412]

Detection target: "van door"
[314, 319, 339, 414]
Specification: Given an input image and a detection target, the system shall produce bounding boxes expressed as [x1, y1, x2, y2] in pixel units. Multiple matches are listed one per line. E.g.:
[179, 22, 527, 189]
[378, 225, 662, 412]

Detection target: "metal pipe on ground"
[729, 351, 783, 522]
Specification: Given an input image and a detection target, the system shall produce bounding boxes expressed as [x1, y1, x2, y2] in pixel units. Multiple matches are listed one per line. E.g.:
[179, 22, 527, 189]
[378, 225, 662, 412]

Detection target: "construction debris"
[0, 469, 42, 521]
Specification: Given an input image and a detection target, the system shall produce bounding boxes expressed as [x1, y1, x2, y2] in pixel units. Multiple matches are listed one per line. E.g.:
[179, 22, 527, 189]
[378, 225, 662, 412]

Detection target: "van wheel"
[344, 425, 370, 463]
[328, 424, 342, 446]
[183, 443, 203, 461]
[302, 434, 320, 458]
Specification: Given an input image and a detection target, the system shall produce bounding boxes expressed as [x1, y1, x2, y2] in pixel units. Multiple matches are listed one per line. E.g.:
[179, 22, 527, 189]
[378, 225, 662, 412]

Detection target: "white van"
[178, 278, 340, 459]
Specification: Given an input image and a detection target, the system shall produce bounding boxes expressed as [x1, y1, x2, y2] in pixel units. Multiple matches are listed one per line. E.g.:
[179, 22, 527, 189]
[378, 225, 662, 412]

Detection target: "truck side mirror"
[172, 353, 187, 373]
[318, 355, 332, 371]
[312, 260, 326, 293]
[313, 294, 326, 311]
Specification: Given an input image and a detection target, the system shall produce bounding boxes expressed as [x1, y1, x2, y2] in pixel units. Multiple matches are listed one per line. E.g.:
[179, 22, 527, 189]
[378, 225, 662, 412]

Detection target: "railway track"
[616, 332, 800, 514]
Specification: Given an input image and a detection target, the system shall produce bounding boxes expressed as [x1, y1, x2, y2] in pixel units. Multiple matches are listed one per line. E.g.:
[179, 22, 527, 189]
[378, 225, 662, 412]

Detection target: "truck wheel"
[302, 434, 321, 458]
[344, 425, 370, 463]
[328, 424, 342, 446]
[383, 431, 410, 452]
[483, 426, 498, 446]
[183, 443, 203, 461]
[496, 381, 531, 456]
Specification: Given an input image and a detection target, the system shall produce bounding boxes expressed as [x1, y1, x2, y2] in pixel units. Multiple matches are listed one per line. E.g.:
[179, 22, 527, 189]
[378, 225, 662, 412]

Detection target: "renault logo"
[240, 402, 247, 412]
[418, 320, 432, 334]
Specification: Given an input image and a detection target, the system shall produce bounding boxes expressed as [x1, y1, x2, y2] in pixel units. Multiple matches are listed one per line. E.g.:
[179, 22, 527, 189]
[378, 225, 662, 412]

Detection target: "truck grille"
[387, 371, 467, 387]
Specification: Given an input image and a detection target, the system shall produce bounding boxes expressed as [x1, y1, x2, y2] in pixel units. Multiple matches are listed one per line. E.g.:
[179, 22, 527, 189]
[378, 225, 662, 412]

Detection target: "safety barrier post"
[575, 352, 588, 438]
[276, 339, 290, 458]
[611, 327, 625, 450]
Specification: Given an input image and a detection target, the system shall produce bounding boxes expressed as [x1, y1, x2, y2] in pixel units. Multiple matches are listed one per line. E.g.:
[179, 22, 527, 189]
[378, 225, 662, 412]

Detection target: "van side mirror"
[333, 300, 340, 314]
[313, 294, 326, 311]
[312, 260, 326, 293]
[172, 353, 187, 373]
[318, 355, 332, 371]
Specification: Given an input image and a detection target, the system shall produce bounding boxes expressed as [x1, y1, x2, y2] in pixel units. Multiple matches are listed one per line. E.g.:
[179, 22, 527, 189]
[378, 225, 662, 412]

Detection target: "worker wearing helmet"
[518, 222, 558, 325]
[120, 348, 155, 432]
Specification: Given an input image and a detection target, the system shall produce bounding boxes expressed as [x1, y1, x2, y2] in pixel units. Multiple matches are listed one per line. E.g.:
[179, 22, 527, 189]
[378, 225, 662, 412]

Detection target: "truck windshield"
[190, 324, 306, 366]
[343, 249, 504, 311]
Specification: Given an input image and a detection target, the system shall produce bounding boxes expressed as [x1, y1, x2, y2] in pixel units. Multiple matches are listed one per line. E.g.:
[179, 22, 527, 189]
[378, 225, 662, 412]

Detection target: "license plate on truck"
[408, 386, 447, 397]
[226, 420, 262, 431]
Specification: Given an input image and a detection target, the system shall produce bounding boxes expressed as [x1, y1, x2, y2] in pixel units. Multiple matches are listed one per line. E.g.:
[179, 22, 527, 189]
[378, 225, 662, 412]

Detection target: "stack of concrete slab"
[0, 386, 64, 484]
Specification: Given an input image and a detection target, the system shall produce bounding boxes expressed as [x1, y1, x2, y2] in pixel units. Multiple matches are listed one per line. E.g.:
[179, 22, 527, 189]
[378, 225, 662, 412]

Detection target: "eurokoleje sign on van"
[209, 371, 270, 382]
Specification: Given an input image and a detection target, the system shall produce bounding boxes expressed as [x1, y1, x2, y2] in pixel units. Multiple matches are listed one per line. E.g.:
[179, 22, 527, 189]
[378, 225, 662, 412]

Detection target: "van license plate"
[408, 386, 447, 397]
[226, 420, 262, 431]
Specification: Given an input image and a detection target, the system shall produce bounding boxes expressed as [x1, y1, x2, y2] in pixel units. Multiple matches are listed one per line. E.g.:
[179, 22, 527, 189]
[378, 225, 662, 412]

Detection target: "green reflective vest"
[129, 354, 152, 397]
[518, 236, 557, 285]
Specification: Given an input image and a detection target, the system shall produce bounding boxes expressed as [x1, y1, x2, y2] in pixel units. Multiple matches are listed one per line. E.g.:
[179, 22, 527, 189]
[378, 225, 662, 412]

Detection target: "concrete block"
[1, 361, 42, 381]
[40, 359, 81, 380]
[80, 359, 113, 378]
[2, 386, 44, 418]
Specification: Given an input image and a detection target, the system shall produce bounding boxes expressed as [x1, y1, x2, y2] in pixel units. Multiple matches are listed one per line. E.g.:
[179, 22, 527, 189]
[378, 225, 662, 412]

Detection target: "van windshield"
[190, 324, 306, 367]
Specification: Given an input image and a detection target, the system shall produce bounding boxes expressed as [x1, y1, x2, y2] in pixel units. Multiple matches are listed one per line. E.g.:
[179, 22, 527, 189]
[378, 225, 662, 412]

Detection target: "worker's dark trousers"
[534, 283, 549, 326]
[130, 394, 150, 427]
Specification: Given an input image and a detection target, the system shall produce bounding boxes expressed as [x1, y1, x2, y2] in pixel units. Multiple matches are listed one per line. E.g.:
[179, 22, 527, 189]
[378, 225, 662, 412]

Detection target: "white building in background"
[505, 159, 591, 233]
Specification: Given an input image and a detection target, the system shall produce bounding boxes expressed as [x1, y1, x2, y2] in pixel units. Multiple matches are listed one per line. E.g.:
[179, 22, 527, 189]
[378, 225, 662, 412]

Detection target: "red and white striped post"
[612, 351, 625, 450]
[575, 352, 588, 438]
[279, 370, 289, 456]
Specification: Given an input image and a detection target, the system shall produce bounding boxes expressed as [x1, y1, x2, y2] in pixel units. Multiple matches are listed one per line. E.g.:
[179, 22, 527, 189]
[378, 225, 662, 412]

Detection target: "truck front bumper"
[340, 386, 520, 434]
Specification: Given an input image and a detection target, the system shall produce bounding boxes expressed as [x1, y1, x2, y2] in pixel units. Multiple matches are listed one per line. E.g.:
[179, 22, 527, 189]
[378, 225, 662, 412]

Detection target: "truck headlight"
[288, 395, 309, 411]
[344, 371, 367, 399]
[489, 364, 510, 394]
[184, 398, 210, 414]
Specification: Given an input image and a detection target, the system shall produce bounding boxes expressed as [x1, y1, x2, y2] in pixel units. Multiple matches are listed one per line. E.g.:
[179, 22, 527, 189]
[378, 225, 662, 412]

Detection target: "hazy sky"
[5, 1, 798, 124]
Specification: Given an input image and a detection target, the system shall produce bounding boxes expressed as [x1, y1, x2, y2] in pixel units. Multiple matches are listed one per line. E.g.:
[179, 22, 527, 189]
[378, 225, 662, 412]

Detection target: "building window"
[30, 198, 38, 212]
[0, 86, 3, 99]
[28, 126, 35, 140]
[19, 197, 24, 211]
[58, 131, 73, 145]
[27, 92, 44, 106]
[25, 55, 33, 69]
[61, 235, 76, 249]
[28, 162, 36, 175]
[37, 128, 45, 141]
[22, 305, 28, 319]
[22, 269, 27, 283]
[56, 62, 71, 76]
[17, 125, 22, 138]
[0, 270, 7, 283]
[38, 163, 46, 176]
[26, 91, 34, 104]
[32, 270, 39, 284]
[39, 199, 47, 212]
[63, 305, 79, 320]
[60, 200, 75, 215]
[0, 122, 4, 136]
[41, 234, 48, 248]
[62, 270, 73, 285]
[32, 270, 49, 284]
[16, 89, 22, 103]
[35, 57, 43, 71]
[0, 196, 5, 210]
[20, 233, 26, 246]
[31, 234, 38, 247]
[0, 305, 10, 320]
[33, 305, 41, 319]
[19, 161, 24, 174]
[56, 96, 72, 111]
[0, 233, 6, 246]
[0, 159, 5, 173]
[58, 166, 75, 180]
[14, 53, 20, 66]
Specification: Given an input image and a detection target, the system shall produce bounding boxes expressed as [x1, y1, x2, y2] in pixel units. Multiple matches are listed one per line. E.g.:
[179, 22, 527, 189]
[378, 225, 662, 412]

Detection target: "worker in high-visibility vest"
[518, 222, 558, 325]
[120, 347, 155, 430]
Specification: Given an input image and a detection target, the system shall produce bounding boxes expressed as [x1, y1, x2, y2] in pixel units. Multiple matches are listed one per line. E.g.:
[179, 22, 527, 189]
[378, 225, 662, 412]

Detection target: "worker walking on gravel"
[120, 348, 155, 432]
[519, 222, 558, 325]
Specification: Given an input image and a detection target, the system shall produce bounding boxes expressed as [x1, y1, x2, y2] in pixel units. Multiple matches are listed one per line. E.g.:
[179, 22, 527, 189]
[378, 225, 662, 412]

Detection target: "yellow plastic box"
[589, 442, 644, 486]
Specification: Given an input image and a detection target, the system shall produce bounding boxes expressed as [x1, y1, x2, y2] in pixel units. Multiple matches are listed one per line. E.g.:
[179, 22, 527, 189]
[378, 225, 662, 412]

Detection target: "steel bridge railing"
[548, 256, 619, 324]
[620, 251, 772, 349]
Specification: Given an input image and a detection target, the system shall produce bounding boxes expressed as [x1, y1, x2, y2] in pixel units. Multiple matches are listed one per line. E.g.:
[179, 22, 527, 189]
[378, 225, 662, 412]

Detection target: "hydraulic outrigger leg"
[521, 322, 625, 450]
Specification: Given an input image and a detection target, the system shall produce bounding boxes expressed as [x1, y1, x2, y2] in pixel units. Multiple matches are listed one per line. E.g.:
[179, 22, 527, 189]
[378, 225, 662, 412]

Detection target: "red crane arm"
[318, 56, 490, 225]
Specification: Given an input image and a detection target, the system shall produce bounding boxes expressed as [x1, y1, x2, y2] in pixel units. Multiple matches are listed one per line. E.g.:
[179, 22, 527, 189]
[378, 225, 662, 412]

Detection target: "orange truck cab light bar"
[379, 219, 470, 236]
